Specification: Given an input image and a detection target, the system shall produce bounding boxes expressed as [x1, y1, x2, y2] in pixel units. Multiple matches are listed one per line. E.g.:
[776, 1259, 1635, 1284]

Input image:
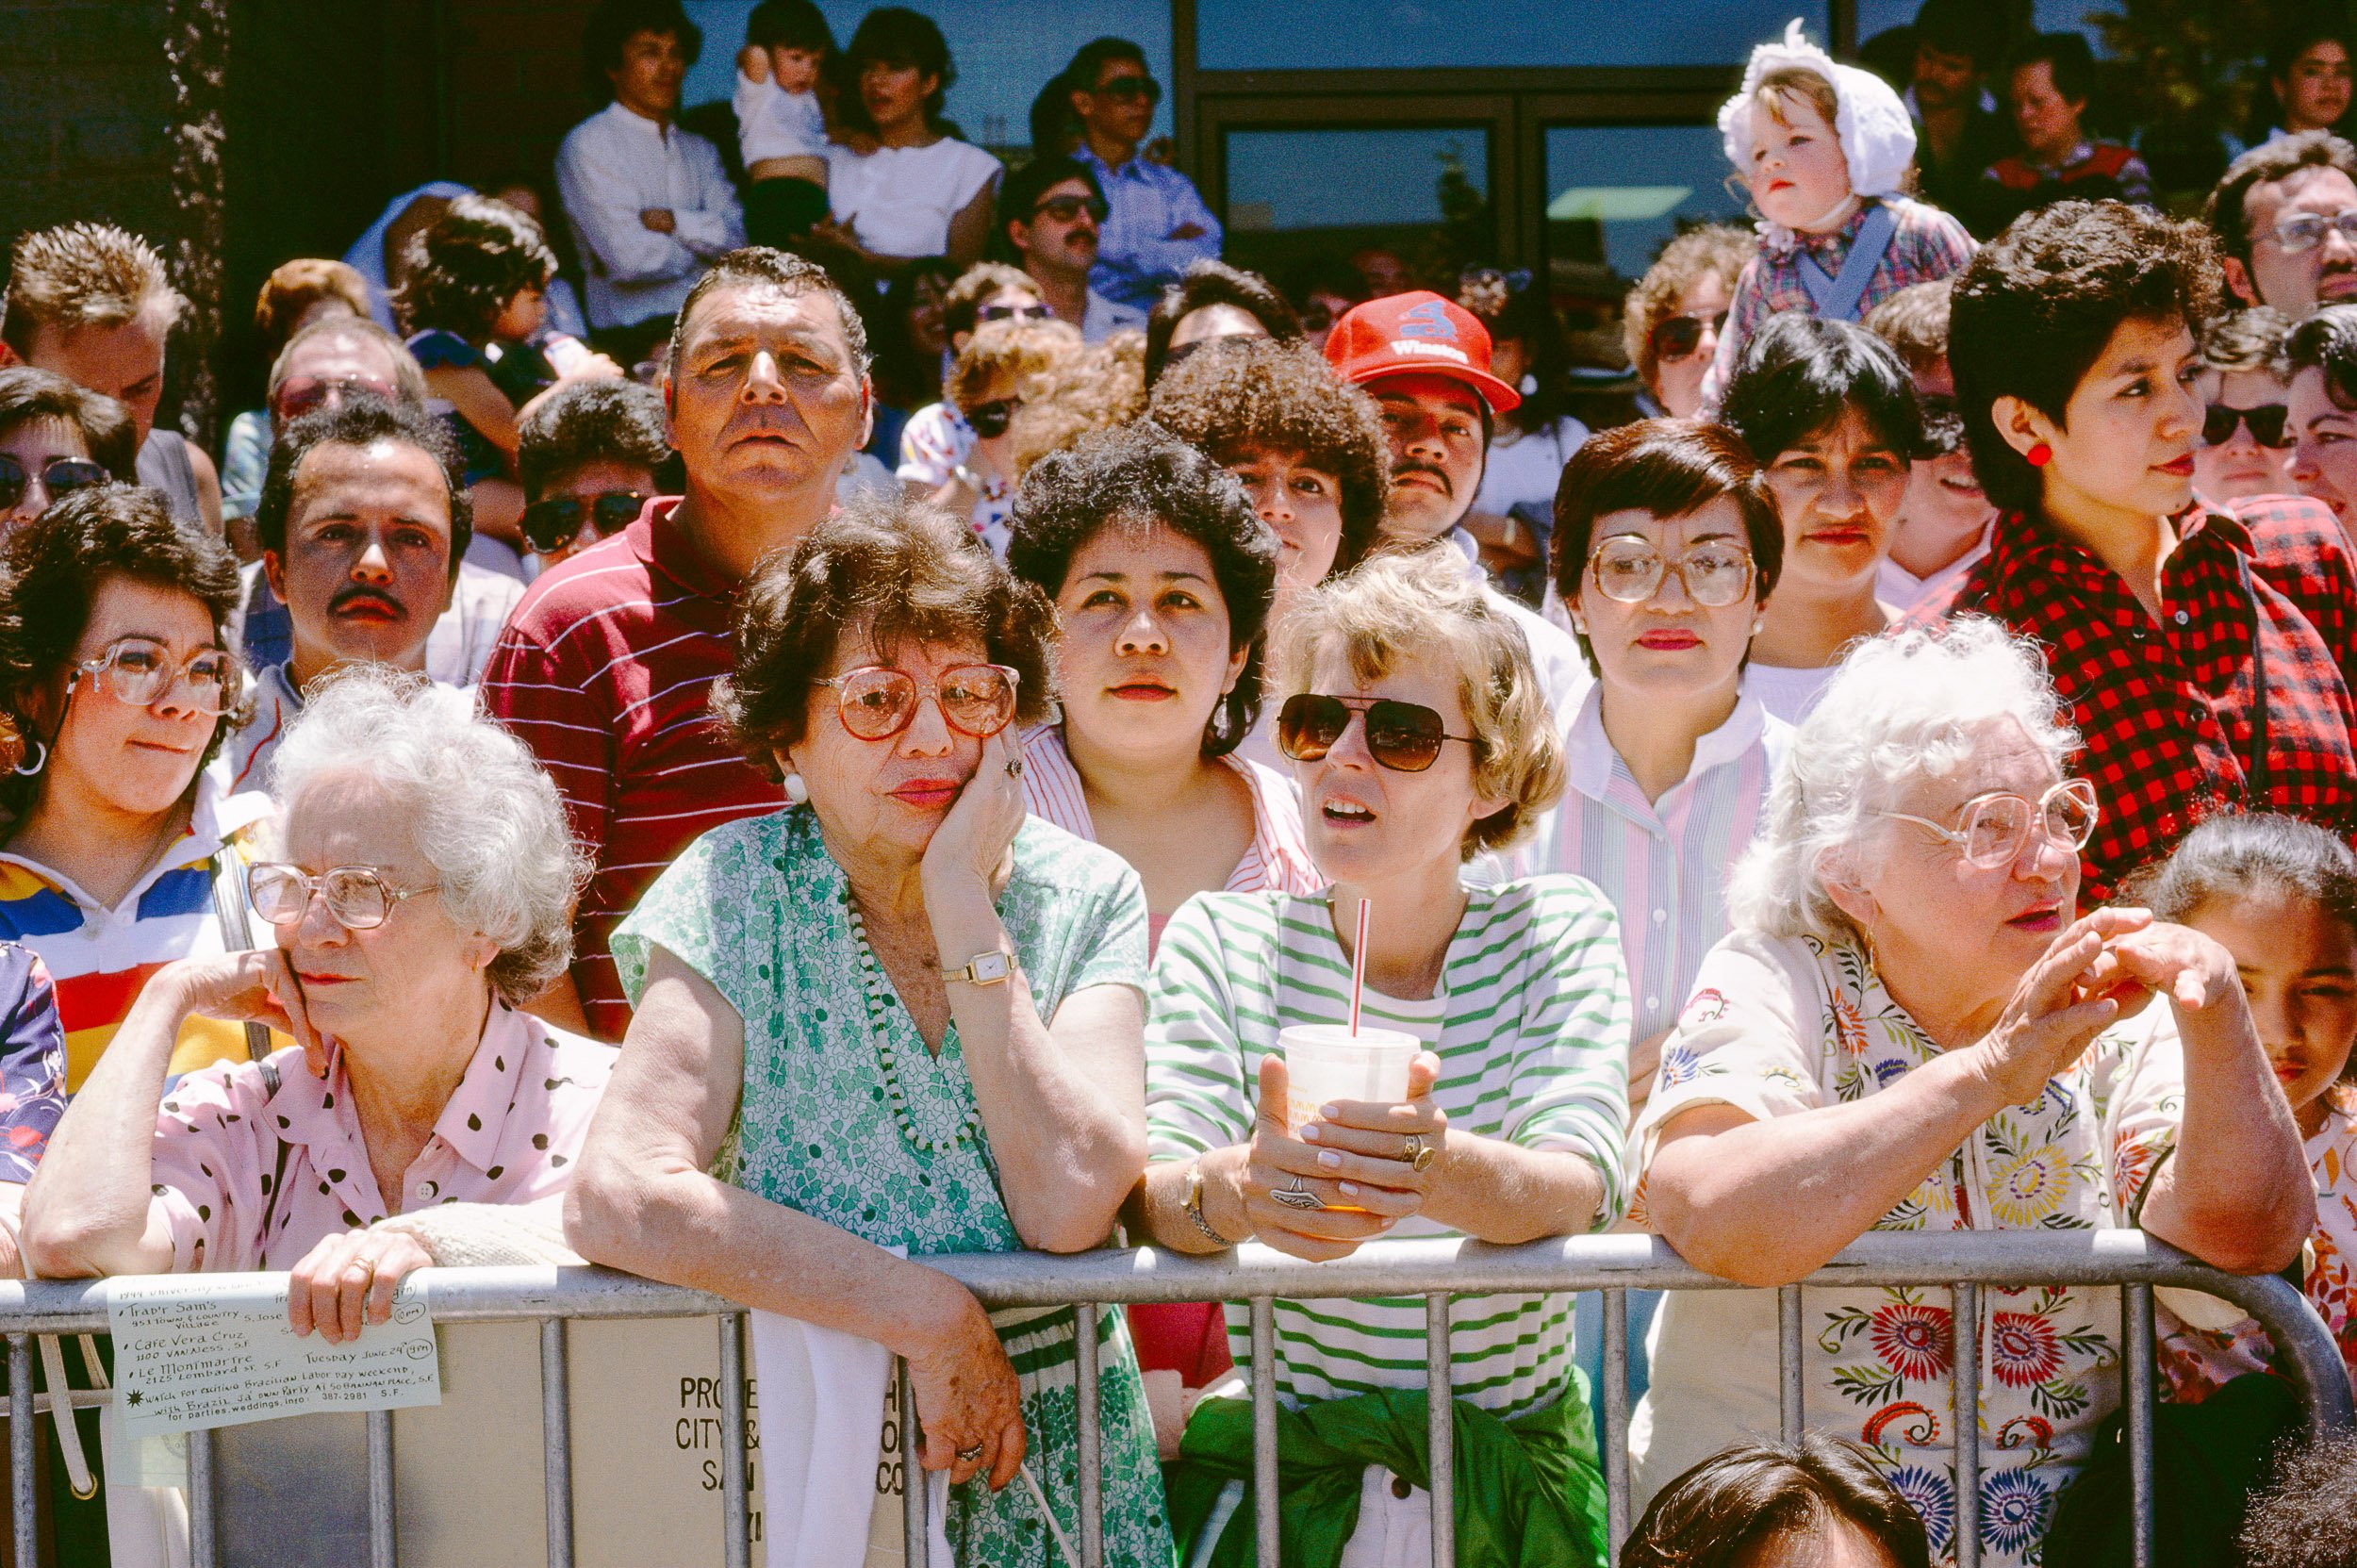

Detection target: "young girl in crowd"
[2139, 813, 2357, 1399]
[733, 0, 835, 246]
[1704, 21, 1974, 407]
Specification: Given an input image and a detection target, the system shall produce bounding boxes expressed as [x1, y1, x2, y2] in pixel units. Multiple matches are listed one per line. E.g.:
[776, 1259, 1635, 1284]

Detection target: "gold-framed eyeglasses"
[1585, 537, 1756, 607]
[1875, 779, 2101, 869]
[248, 863, 440, 931]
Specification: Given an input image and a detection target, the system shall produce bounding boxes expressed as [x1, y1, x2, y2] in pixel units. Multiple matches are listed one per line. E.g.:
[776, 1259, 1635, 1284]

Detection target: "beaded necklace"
[842, 885, 985, 1154]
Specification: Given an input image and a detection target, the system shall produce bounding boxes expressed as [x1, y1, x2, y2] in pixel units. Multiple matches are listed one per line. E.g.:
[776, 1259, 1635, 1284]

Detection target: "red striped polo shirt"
[478, 499, 783, 1039]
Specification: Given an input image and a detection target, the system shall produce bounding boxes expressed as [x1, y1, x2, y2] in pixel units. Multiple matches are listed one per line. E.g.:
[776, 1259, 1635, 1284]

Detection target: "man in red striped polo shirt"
[479, 249, 871, 1038]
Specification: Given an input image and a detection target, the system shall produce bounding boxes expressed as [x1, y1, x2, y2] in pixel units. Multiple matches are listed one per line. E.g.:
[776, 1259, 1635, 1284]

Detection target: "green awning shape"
[1546, 185, 1693, 222]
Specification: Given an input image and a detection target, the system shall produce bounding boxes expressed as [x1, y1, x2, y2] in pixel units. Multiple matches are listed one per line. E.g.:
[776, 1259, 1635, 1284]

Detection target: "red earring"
[2025, 441, 2053, 468]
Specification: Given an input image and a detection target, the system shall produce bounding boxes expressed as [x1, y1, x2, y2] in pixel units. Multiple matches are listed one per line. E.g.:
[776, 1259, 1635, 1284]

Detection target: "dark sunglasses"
[2201, 402, 2294, 449]
[273, 373, 399, 422]
[1649, 310, 1728, 365]
[0, 454, 107, 512]
[1033, 194, 1110, 225]
[1276, 693, 1477, 774]
[964, 398, 1018, 438]
[1095, 74, 1161, 105]
[519, 491, 645, 554]
[976, 300, 1052, 326]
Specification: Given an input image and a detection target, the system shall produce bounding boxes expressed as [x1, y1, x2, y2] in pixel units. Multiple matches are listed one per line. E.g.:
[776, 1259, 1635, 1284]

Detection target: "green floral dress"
[612, 806, 1175, 1566]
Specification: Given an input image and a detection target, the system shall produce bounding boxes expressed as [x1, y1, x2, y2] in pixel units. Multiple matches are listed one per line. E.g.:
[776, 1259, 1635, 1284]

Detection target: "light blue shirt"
[1075, 145, 1223, 310]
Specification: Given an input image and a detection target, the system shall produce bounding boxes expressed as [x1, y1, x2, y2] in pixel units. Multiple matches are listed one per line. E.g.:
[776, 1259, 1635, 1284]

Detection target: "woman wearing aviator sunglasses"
[2193, 306, 2301, 504]
[0, 485, 265, 1093]
[1134, 549, 1629, 1560]
[0, 367, 134, 537]
[569, 500, 1174, 1559]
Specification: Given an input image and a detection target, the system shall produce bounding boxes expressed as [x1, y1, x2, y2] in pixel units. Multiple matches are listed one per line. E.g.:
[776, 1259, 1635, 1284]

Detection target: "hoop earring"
[2025, 441, 2053, 468]
[9, 738, 45, 777]
[783, 771, 809, 805]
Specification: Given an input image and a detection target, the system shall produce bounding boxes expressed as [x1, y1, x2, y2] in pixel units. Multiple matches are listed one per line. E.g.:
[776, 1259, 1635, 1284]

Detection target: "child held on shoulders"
[735, 0, 835, 246]
[1702, 20, 1976, 408]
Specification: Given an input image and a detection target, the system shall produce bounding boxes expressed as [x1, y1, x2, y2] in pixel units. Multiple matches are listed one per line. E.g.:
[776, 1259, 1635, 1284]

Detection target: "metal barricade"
[0, 1229, 2347, 1568]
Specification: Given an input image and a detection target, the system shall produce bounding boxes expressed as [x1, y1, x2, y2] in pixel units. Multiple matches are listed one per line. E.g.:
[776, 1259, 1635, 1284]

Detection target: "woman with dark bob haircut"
[1622, 1436, 1931, 1568]
[0, 366, 137, 538]
[1716, 312, 1921, 725]
[1937, 199, 2357, 901]
[1144, 258, 1303, 386]
[0, 484, 260, 1090]
[565, 496, 1175, 1562]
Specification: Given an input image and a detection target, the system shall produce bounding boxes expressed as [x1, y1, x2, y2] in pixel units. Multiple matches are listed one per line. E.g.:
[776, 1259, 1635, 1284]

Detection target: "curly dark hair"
[1146, 337, 1387, 581]
[1549, 419, 1784, 675]
[1622, 224, 1754, 394]
[1005, 423, 1277, 758]
[714, 496, 1055, 776]
[1144, 259, 1302, 386]
[0, 484, 242, 812]
[255, 397, 472, 583]
[1949, 201, 2221, 515]
[1621, 1437, 1931, 1568]
[2285, 303, 2357, 412]
[391, 195, 557, 344]
[1718, 314, 1924, 471]
[518, 378, 671, 500]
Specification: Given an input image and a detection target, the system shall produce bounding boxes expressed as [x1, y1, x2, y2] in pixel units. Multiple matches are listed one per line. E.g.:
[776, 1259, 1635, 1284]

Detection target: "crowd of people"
[7, 0, 2357, 1562]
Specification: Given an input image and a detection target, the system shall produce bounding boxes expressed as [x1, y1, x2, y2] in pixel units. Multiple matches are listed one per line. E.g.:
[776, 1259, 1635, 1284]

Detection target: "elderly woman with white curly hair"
[1624, 618, 2312, 1564]
[25, 665, 608, 1345]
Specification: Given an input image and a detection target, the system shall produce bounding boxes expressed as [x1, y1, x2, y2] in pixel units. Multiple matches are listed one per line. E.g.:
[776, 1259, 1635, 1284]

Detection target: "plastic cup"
[1277, 1023, 1419, 1134]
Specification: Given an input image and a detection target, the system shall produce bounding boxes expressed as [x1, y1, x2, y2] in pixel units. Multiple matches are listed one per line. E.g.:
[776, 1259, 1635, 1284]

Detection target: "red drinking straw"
[1347, 897, 1370, 1034]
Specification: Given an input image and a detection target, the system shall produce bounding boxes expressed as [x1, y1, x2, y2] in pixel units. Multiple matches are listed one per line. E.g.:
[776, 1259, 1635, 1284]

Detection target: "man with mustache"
[1323, 291, 1592, 725]
[233, 397, 470, 794]
[479, 247, 871, 1039]
[2210, 131, 2357, 320]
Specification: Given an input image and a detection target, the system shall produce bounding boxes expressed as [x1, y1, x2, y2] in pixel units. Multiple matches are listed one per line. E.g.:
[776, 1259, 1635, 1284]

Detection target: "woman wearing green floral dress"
[566, 498, 1174, 1564]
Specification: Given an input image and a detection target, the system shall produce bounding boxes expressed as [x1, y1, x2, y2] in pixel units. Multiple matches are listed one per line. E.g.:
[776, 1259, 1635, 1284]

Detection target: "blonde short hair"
[1623, 224, 1755, 391]
[2, 223, 185, 356]
[1011, 329, 1146, 476]
[1755, 65, 1840, 137]
[1272, 550, 1565, 859]
[946, 318, 1081, 413]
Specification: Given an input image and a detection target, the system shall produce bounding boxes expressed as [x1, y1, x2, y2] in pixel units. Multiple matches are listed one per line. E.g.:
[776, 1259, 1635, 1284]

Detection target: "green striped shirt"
[1145, 877, 1631, 1415]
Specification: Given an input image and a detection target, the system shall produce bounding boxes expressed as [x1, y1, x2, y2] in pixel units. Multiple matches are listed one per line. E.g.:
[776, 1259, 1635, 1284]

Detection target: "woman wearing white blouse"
[815, 9, 1000, 273]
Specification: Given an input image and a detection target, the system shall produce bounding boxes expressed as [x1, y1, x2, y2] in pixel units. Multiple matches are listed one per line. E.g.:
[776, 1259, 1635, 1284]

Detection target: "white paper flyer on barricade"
[107, 1270, 442, 1438]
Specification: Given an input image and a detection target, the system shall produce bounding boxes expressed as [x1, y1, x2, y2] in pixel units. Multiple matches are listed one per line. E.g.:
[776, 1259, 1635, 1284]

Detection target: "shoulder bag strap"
[208, 846, 274, 1065]
[1796, 201, 1899, 322]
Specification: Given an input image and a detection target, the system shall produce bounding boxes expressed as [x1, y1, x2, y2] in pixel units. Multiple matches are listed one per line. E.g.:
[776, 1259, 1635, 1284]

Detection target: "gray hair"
[268, 667, 587, 1004]
[1728, 618, 2079, 942]
[266, 316, 428, 418]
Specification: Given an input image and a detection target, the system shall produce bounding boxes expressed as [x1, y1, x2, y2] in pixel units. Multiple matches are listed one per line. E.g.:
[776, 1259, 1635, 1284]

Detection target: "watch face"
[974, 950, 1012, 982]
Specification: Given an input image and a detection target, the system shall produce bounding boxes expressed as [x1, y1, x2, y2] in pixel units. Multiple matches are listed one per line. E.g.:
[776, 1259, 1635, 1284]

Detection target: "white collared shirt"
[1080, 289, 1147, 343]
[555, 101, 745, 329]
[1512, 686, 1789, 1045]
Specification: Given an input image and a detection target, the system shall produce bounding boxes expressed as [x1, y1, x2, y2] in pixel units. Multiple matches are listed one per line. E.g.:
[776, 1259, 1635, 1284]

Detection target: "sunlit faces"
[664, 282, 870, 498]
[1224, 448, 1345, 602]
[1568, 498, 1759, 704]
[1051, 521, 1247, 765]
[2236, 165, 2357, 316]
[2279, 39, 2355, 134]
[0, 416, 96, 532]
[265, 439, 456, 680]
[270, 330, 407, 432]
[1370, 374, 1486, 545]
[272, 770, 494, 1053]
[1745, 89, 1854, 233]
[23, 304, 172, 441]
[2195, 368, 2299, 503]
[1015, 177, 1102, 277]
[43, 576, 224, 817]
[1651, 272, 1731, 421]
[1999, 315, 2202, 527]
[2185, 887, 2357, 1132]
[1823, 717, 2082, 1002]
[1759, 406, 1907, 598]
[781, 631, 994, 859]
[607, 27, 687, 121]
[1735, 1517, 1908, 1568]
[1294, 645, 1502, 886]
[2290, 363, 2357, 532]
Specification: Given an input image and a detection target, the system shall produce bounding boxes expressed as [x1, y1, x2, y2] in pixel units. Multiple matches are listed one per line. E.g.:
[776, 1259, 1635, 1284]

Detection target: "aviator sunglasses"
[1276, 693, 1477, 773]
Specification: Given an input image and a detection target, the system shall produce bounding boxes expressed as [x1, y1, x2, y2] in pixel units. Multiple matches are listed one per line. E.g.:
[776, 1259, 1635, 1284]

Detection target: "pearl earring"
[783, 771, 809, 804]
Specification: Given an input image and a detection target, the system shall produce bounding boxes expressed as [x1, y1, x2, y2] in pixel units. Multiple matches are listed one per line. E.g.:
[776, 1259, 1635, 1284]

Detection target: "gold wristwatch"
[942, 949, 1014, 985]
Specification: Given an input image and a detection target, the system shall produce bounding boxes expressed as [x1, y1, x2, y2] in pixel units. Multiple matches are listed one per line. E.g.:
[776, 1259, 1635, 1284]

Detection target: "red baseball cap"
[1322, 290, 1522, 415]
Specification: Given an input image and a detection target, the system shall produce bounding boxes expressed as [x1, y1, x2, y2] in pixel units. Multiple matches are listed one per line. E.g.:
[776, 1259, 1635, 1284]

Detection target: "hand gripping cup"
[1277, 1024, 1419, 1135]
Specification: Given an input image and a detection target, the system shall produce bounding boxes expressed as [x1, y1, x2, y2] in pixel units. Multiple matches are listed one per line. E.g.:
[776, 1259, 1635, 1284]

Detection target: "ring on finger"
[956, 1442, 986, 1463]
[1403, 1132, 1435, 1173]
[1005, 756, 1025, 778]
[1271, 1174, 1325, 1211]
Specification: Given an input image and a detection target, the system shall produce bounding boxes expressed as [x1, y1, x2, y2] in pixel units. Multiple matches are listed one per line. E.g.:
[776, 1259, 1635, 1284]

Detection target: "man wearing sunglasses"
[997, 154, 1146, 344]
[231, 398, 470, 795]
[1061, 38, 1221, 312]
[2211, 130, 2357, 320]
[516, 378, 670, 569]
[1324, 292, 1593, 728]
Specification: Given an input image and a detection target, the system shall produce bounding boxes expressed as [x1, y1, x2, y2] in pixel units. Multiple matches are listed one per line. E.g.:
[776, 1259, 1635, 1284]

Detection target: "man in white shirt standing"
[556, 0, 745, 368]
[997, 156, 1146, 344]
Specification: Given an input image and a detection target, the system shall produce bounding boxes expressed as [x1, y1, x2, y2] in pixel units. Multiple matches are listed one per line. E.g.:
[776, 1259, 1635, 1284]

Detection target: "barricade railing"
[0, 1229, 2347, 1568]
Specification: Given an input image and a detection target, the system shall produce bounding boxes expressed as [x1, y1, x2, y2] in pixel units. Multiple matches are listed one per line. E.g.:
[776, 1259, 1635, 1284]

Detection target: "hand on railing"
[903, 1274, 1028, 1494]
[287, 1226, 433, 1345]
[1232, 1055, 1427, 1263]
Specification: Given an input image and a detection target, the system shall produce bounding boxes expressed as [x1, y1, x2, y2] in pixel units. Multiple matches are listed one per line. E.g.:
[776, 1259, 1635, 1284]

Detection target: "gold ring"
[1404, 1133, 1435, 1172]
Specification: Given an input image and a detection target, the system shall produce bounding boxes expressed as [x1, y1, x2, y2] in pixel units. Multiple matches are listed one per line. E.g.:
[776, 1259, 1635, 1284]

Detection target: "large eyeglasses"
[67, 639, 241, 717]
[1276, 693, 1476, 774]
[2200, 403, 2293, 449]
[975, 301, 1052, 326]
[816, 664, 1019, 741]
[1877, 779, 2101, 869]
[249, 863, 439, 931]
[1585, 537, 1756, 607]
[2267, 210, 2357, 253]
[0, 455, 107, 513]
[1649, 309, 1729, 365]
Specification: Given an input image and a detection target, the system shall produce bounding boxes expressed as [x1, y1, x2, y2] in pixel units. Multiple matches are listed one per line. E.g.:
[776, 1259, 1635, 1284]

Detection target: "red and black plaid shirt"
[1915, 495, 2357, 902]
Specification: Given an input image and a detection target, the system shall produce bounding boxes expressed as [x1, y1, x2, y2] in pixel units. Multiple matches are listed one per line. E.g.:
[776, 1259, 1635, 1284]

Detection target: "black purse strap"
[2233, 549, 2272, 803]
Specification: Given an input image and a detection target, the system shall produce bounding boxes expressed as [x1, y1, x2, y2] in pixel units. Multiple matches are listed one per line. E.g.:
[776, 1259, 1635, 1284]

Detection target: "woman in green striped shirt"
[1129, 548, 1631, 1566]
